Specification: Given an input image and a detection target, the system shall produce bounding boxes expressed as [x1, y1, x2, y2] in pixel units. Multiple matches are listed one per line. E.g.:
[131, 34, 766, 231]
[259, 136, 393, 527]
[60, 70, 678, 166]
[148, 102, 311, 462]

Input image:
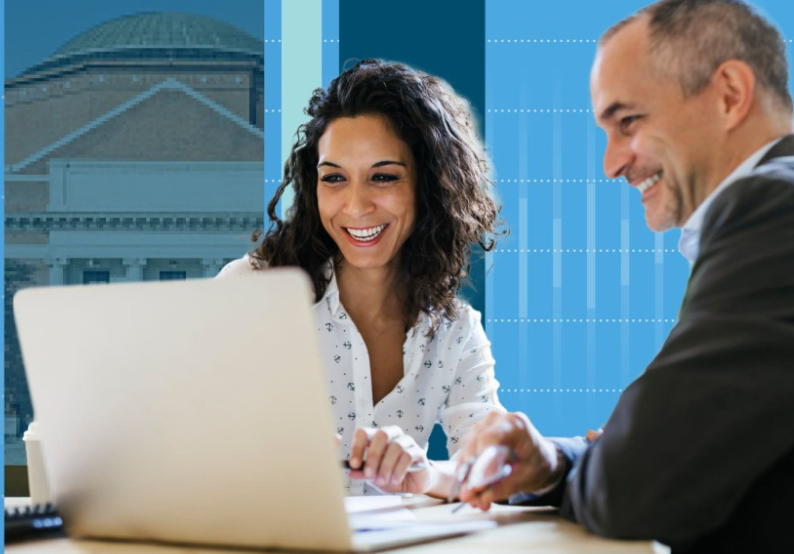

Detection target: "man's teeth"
[347, 224, 386, 241]
[637, 172, 661, 193]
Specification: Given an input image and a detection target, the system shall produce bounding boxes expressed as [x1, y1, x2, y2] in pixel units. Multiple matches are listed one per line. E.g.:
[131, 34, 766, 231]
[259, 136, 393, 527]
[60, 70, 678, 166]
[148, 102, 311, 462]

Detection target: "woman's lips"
[342, 224, 388, 247]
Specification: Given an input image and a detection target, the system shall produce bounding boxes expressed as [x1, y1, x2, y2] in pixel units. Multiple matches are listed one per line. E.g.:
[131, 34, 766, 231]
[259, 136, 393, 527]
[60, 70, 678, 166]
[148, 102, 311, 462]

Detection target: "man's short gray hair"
[600, 0, 793, 112]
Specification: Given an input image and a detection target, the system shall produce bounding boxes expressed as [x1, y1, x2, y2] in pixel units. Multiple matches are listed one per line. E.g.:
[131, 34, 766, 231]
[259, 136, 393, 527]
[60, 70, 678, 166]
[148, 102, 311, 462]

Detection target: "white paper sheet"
[344, 496, 405, 514]
[345, 496, 418, 530]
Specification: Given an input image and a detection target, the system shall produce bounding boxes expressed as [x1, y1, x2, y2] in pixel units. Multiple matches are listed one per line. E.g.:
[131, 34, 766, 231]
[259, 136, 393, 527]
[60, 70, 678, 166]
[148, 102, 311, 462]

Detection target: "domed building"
[4, 13, 265, 462]
[6, 12, 264, 167]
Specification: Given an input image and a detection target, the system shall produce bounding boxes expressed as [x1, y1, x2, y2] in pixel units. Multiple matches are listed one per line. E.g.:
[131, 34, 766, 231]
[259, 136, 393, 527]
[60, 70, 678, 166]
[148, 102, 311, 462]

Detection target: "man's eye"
[321, 174, 345, 184]
[620, 115, 641, 133]
[372, 173, 398, 183]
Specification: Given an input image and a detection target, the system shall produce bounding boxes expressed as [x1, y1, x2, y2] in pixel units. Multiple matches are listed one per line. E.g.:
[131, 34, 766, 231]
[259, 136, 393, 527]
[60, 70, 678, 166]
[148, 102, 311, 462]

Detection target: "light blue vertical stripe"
[519, 85, 529, 318]
[322, 0, 339, 88]
[265, 0, 282, 207]
[518, 94, 529, 388]
[519, 199, 528, 316]
[552, 217, 562, 284]
[620, 185, 630, 385]
[586, 120, 596, 311]
[620, 219, 630, 285]
[553, 218, 563, 288]
[552, 82, 563, 390]
[519, 81, 529, 320]
[265, 1, 281, 107]
[655, 232, 665, 350]
[518, 196, 529, 391]
[518, 88, 529, 389]
[281, 0, 323, 217]
[586, 114, 596, 412]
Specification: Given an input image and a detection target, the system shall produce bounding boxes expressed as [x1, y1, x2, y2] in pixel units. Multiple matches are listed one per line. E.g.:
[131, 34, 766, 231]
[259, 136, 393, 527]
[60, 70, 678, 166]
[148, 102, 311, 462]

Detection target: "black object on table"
[5, 503, 65, 543]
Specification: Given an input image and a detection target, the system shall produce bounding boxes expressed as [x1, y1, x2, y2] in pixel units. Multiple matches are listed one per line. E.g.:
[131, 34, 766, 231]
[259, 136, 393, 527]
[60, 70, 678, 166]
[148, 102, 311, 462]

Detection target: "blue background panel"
[486, 0, 794, 438]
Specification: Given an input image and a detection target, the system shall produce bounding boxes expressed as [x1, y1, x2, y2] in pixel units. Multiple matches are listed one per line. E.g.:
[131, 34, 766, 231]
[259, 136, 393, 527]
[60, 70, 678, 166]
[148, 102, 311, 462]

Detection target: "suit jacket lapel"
[756, 134, 794, 166]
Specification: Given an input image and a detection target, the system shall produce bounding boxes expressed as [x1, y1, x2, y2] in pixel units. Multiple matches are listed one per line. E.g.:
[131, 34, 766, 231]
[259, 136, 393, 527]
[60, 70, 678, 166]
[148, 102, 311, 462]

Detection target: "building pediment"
[7, 78, 264, 175]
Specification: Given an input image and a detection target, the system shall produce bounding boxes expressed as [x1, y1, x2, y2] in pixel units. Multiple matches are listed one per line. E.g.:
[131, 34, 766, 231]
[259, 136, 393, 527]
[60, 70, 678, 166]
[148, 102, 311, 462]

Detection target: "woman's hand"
[347, 426, 435, 494]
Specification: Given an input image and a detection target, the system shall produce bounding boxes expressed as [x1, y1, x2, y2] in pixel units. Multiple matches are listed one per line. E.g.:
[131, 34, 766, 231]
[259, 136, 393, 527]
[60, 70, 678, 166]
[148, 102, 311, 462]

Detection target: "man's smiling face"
[591, 18, 724, 231]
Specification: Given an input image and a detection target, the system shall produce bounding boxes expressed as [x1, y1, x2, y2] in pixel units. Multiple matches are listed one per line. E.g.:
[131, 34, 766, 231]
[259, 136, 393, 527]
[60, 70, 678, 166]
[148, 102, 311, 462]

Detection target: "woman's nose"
[343, 181, 375, 216]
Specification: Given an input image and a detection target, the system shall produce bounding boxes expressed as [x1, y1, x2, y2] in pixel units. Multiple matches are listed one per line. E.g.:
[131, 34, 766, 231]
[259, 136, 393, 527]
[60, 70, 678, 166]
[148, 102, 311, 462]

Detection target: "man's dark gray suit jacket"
[527, 135, 794, 553]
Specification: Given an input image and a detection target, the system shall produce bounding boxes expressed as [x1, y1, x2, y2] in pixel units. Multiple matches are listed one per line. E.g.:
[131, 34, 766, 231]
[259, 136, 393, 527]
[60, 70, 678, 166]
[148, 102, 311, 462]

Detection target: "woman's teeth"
[637, 172, 662, 193]
[346, 224, 386, 241]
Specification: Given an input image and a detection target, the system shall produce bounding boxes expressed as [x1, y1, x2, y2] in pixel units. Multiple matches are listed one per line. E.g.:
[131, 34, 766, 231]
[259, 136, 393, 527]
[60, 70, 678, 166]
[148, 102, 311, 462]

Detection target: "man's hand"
[458, 411, 564, 510]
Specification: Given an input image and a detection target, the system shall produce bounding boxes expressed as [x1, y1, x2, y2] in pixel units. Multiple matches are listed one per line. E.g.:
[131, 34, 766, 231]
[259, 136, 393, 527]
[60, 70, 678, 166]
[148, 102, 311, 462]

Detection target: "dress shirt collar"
[678, 138, 781, 263]
[320, 259, 342, 318]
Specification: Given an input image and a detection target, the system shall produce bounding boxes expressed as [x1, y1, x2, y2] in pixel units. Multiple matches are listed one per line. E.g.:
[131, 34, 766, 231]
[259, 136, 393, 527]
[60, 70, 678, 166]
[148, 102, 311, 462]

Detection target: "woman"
[220, 59, 505, 498]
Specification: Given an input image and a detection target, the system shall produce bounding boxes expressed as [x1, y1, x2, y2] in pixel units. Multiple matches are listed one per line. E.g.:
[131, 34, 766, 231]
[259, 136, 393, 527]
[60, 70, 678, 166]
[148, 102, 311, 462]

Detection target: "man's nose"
[603, 134, 633, 179]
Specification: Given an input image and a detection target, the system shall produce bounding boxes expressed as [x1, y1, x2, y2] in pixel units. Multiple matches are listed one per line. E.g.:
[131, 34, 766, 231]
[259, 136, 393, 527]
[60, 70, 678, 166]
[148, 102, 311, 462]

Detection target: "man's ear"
[711, 60, 756, 131]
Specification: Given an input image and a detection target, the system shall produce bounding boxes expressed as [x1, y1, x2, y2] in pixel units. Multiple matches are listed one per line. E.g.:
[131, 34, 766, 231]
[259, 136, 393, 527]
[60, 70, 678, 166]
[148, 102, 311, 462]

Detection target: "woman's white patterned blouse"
[218, 256, 504, 494]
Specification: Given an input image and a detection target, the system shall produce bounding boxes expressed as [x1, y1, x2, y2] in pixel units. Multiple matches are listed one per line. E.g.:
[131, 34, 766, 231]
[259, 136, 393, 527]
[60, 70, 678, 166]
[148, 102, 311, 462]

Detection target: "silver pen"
[450, 445, 514, 514]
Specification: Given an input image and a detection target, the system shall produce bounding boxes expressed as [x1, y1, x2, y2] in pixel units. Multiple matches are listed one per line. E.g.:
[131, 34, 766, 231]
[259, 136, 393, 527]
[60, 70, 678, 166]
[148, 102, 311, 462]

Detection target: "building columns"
[123, 258, 146, 281]
[47, 257, 67, 285]
[201, 258, 225, 278]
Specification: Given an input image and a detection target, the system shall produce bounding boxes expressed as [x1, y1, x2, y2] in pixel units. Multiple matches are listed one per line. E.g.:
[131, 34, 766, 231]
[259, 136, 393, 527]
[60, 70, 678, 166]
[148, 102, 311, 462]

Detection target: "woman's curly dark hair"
[253, 59, 505, 335]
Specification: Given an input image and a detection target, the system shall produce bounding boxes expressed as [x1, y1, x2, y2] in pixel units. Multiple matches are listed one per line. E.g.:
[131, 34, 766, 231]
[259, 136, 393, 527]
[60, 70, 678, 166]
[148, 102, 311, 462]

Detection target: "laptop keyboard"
[5, 503, 65, 543]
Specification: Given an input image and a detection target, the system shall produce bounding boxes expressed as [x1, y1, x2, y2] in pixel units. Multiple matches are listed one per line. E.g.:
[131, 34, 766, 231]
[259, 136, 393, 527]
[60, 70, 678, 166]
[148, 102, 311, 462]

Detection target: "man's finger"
[463, 467, 520, 502]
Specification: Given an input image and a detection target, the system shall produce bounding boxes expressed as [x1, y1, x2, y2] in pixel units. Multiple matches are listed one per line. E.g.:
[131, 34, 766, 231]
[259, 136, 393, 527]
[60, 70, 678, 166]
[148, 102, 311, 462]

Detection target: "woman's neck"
[335, 261, 404, 326]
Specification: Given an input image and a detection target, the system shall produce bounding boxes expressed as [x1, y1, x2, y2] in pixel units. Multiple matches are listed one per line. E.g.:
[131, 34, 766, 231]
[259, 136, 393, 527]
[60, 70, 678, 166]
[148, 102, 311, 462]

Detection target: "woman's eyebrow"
[372, 160, 406, 168]
[317, 160, 407, 169]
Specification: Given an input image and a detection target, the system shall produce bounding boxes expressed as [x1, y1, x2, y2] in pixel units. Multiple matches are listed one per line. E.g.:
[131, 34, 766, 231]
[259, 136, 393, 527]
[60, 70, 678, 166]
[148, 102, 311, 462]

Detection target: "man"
[458, 0, 794, 552]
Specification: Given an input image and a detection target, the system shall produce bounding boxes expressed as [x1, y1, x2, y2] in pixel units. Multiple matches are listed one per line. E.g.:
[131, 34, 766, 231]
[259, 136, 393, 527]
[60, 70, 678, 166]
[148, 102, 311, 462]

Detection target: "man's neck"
[677, 132, 786, 263]
[697, 124, 790, 208]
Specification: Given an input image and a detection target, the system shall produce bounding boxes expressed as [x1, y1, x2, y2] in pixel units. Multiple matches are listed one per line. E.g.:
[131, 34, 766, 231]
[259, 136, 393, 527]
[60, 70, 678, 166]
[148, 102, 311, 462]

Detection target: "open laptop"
[13, 270, 493, 551]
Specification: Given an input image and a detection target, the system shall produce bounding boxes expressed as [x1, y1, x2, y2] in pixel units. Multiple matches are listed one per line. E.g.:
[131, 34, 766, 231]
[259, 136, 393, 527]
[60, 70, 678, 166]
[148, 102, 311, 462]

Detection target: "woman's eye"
[321, 174, 345, 184]
[372, 173, 399, 183]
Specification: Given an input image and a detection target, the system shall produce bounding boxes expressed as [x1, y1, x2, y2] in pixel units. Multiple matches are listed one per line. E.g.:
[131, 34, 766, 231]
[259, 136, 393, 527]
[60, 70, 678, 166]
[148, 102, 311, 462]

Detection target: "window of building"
[82, 271, 110, 285]
[159, 271, 187, 281]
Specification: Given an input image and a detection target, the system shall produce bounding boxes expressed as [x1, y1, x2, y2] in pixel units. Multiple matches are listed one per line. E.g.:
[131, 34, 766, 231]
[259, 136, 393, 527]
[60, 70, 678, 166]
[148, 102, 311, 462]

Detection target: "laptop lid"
[14, 271, 356, 551]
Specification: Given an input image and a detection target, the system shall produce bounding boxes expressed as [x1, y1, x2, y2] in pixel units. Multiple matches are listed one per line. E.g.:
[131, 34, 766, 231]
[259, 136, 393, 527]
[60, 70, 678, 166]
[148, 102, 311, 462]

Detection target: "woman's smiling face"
[316, 114, 417, 272]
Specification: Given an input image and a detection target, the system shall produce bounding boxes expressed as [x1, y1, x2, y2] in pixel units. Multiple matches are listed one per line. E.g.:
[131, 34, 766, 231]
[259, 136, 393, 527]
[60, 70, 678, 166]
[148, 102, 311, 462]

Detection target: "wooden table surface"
[5, 496, 668, 554]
